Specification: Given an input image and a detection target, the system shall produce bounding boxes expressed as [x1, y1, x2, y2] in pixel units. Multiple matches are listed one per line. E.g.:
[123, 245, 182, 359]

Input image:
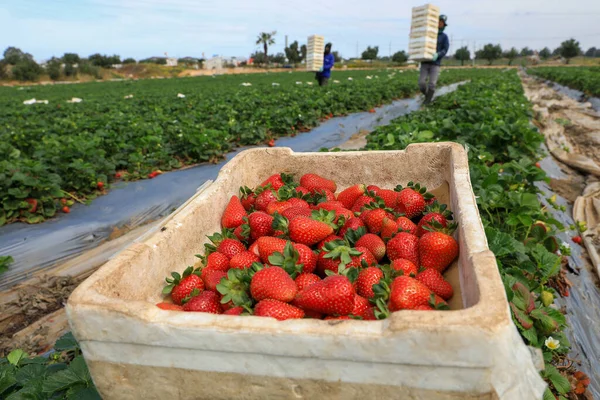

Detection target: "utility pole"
[285, 35, 288, 49]
[356, 42, 359, 59]
[472, 41, 476, 67]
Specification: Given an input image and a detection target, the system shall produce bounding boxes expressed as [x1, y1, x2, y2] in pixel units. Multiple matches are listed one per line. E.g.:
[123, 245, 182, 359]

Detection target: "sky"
[1, 0, 600, 62]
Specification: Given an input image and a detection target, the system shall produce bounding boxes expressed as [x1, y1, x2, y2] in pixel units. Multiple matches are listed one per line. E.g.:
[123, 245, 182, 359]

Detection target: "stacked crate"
[408, 4, 440, 62]
[306, 35, 325, 72]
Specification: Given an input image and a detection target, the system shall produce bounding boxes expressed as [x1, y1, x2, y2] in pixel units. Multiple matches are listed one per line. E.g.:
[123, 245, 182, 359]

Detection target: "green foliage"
[47, 59, 62, 81]
[284, 41, 302, 66]
[0, 333, 100, 399]
[530, 66, 600, 97]
[0, 255, 13, 274]
[361, 46, 379, 60]
[62, 53, 80, 65]
[558, 39, 582, 64]
[332, 51, 342, 63]
[12, 59, 42, 81]
[504, 47, 519, 65]
[476, 43, 502, 65]
[256, 31, 276, 59]
[64, 63, 77, 77]
[3, 47, 29, 65]
[454, 46, 471, 65]
[122, 58, 137, 64]
[521, 47, 534, 57]
[78, 61, 102, 78]
[539, 47, 552, 60]
[392, 51, 408, 64]
[88, 53, 120, 68]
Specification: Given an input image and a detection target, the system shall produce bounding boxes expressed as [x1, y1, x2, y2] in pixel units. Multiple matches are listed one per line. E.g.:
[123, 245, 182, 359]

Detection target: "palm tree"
[256, 31, 276, 61]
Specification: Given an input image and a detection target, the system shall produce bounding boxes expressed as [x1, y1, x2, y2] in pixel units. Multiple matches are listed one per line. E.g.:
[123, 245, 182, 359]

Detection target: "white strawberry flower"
[333, 80, 340, 83]
[544, 337, 560, 350]
[241, 82, 252, 87]
[348, 77, 353, 81]
[124, 94, 134, 99]
[177, 93, 186, 98]
[366, 76, 372, 80]
[272, 83, 280, 86]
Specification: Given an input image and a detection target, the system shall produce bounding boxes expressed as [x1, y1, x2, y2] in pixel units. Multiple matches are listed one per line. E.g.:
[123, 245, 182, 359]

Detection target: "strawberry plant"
[530, 66, 600, 97]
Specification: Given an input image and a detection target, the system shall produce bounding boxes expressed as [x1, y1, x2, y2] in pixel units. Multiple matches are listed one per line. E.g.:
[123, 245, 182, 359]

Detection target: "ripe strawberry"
[416, 202, 452, 237]
[163, 266, 204, 305]
[389, 276, 432, 311]
[233, 226, 245, 241]
[268, 139, 275, 147]
[97, 181, 104, 190]
[295, 273, 321, 291]
[294, 275, 355, 315]
[295, 186, 311, 196]
[294, 243, 318, 273]
[62, 206, 71, 213]
[254, 299, 305, 320]
[221, 195, 248, 229]
[300, 173, 337, 193]
[380, 217, 399, 239]
[356, 267, 384, 299]
[266, 200, 294, 215]
[349, 246, 377, 268]
[318, 234, 343, 250]
[377, 189, 399, 209]
[242, 211, 274, 240]
[351, 195, 377, 212]
[255, 189, 277, 211]
[363, 208, 395, 234]
[337, 184, 366, 209]
[386, 232, 419, 266]
[200, 252, 230, 276]
[287, 198, 310, 209]
[339, 217, 365, 237]
[256, 236, 287, 263]
[203, 269, 228, 291]
[303, 309, 324, 319]
[156, 302, 184, 311]
[289, 216, 333, 246]
[535, 162, 541, 169]
[239, 186, 256, 211]
[312, 189, 336, 205]
[25, 198, 38, 213]
[352, 294, 371, 316]
[355, 234, 386, 261]
[115, 172, 123, 179]
[418, 231, 459, 273]
[317, 251, 344, 275]
[397, 216, 418, 236]
[417, 268, 453, 300]
[362, 307, 378, 320]
[391, 259, 418, 277]
[248, 240, 259, 255]
[223, 306, 245, 315]
[60, 198, 68, 206]
[367, 185, 381, 192]
[572, 235, 582, 245]
[182, 290, 223, 313]
[229, 251, 261, 270]
[315, 200, 345, 210]
[250, 266, 298, 302]
[281, 206, 312, 221]
[217, 239, 246, 259]
[396, 188, 425, 219]
[260, 173, 290, 191]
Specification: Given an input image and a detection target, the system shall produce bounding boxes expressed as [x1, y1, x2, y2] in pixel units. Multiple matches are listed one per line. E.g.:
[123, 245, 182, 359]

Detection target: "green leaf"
[544, 365, 571, 395]
[543, 388, 555, 400]
[6, 378, 45, 400]
[42, 356, 90, 395]
[520, 193, 540, 209]
[7, 350, 27, 367]
[519, 326, 539, 346]
[485, 227, 525, 258]
[54, 332, 78, 352]
[15, 364, 46, 386]
[67, 386, 102, 400]
[0, 365, 17, 395]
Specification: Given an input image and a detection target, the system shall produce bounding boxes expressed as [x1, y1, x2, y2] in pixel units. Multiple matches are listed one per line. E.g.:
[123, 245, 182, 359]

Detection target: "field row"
[0, 69, 497, 226]
[529, 66, 600, 97]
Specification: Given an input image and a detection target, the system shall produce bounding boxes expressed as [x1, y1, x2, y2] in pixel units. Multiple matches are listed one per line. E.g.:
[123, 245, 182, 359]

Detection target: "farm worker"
[418, 14, 450, 104]
[316, 43, 335, 86]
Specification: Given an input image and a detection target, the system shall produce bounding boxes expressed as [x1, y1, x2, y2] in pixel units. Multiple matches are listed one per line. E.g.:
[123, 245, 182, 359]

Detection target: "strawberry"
[356, 267, 384, 299]
[318, 234, 343, 250]
[395, 188, 425, 219]
[337, 184, 366, 209]
[317, 251, 344, 275]
[351, 195, 377, 212]
[223, 306, 245, 315]
[397, 216, 418, 236]
[200, 252, 230, 277]
[268, 139, 275, 147]
[572, 235, 582, 245]
[293, 243, 318, 273]
[203, 269, 228, 291]
[287, 198, 310, 209]
[295, 273, 321, 291]
[367, 185, 381, 192]
[115, 172, 122, 179]
[248, 240, 259, 255]
[355, 233, 386, 261]
[535, 162, 541, 169]
[361, 307, 378, 320]
[25, 198, 38, 213]
[217, 239, 246, 259]
[156, 302, 184, 311]
[380, 217, 400, 239]
[216, 268, 253, 307]
[325, 316, 352, 320]
[182, 290, 223, 313]
[363, 208, 395, 234]
[242, 211, 274, 240]
[60, 198, 68, 206]
[417, 268, 453, 300]
[281, 206, 312, 221]
[418, 230, 459, 273]
[312, 189, 336, 204]
[255, 189, 277, 211]
[164, 266, 205, 305]
[260, 173, 292, 191]
[300, 173, 337, 193]
[416, 201, 453, 237]
[254, 299, 305, 320]
[239, 186, 256, 211]
[315, 200, 346, 211]
[295, 186, 311, 196]
[267, 241, 314, 275]
[351, 246, 377, 268]
[221, 195, 248, 229]
[376, 189, 399, 209]
[62, 206, 71, 213]
[294, 275, 355, 315]
[256, 236, 287, 263]
[266, 200, 295, 215]
[339, 217, 365, 237]
[386, 232, 419, 266]
[303, 309, 324, 319]
[391, 259, 418, 277]
[389, 276, 432, 311]
[250, 265, 298, 302]
[369, 108, 376, 113]
[321, 241, 376, 271]
[97, 181, 104, 190]
[352, 294, 371, 316]
[289, 216, 334, 246]
[229, 251, 261, 270]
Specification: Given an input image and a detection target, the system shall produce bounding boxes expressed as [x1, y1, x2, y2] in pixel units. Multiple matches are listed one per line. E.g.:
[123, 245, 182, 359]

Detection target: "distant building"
[166, 57, 178, 67]
[204, 56, 224, 70]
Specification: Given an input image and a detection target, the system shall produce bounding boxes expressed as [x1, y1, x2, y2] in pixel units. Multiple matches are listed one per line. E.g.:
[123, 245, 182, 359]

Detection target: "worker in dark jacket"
[418, 15, 449, 104]
[316, 43, 335, 86]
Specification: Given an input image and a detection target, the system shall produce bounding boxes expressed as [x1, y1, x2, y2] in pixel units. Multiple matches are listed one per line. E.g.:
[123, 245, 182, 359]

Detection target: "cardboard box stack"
[408, 4, 440, 62]
[306, 35, 325, 72]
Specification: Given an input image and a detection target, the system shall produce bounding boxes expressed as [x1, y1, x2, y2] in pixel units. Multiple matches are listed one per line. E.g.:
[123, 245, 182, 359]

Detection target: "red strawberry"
[115, 172, 122, 179]
[362, 307, 378, 320]
[281, 206, 312, 221]
[572, 236, 582, 245]
[62, 206, 71, 213]
[289, 216, 333, 246]
[182, 290, 223, 313]
[303, 309, 324, 319]
[363, 208, 395, 234]
[389, 276, 432, 311]
[396, 188, 425, 219]
[254, 299, 305, 320]
[201, 252, 230, 276]
[377, 189, 399, 209]
[380, 217, 399, 239]
[164, 266, 205, 305]
[391, 259, 418, 277]
[287, 198, 310, 209]
[418, 231, 459, 273]
[337, 184, 366, 209]
[339, 217, 365, 237]
[300, 173, 337, 193]
[386, 232, 419, 265]
[222, 195, 248, 229]
[317, 251, 343, 275]
[240, 187, 256, 211]
[417, 268, 453, 300]
[294, 275, 355, 315]
[203, 269, 228, 291]
[248, 240, 259, 255]
[349, 246, 377, 268]
[295, 273, 321, 291]
[295, 186, 311, 196]
[325, 315, 352, 320]
[25, 198, 38, 213]
[217, 239, 246, 259]
[294, 243, 318, 273]
[244, 211, 274, 240]
[97, 181, 104, 190]
[266, 200, 294, 215]
[535, 162, 541, 169]
[156, 302, 184, 311]
[316, 200, 346, 211]
[229, 251, 261, 270]
[318, 234, 343, 250]
[268, 139, 275, 147]
[60, 198, 68, 206]
[351, 195, 377, 212]
[250, 266, 298, 302]
[352, 294, 371, 316]
[367, 185, 381, 192]
[397, 216, 418, 236]
[312, 189, 336, 204]
[355, 234, 386, 261]
[356, 267, 384, 299]
[416, 202, 452, 237]
[255, 189, 277, 211]
[260, 173, 287, 191]
[256, 236, 287, 263]
[223, 306, 245, 315]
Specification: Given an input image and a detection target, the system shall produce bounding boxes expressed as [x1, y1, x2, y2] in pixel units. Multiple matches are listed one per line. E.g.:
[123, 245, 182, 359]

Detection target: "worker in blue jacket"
[419, 15, 449, 104]
[316, 43, 335, 86]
